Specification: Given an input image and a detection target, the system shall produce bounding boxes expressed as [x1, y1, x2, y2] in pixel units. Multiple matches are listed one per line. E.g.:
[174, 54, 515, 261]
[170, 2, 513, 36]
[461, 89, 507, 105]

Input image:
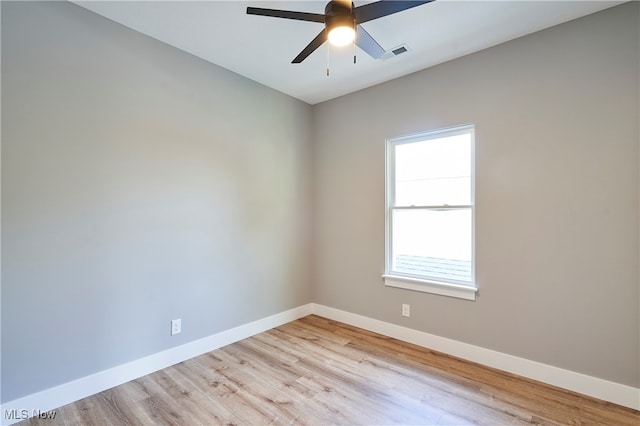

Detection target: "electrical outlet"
[171, 318, 182, 335]
[402, 304, 410, 318]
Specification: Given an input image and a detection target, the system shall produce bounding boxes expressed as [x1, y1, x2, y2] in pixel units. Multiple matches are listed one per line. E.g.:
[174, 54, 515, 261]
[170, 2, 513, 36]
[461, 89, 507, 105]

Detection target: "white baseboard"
[310, 303, 640, 411]
[0, 304, 313, 426]
[2, 302, 638, 425]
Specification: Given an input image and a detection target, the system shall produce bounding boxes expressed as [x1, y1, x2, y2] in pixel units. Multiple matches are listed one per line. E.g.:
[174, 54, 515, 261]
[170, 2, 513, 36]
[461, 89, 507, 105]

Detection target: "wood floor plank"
[20, 315, 640, 426]
[226, 340, 365, 425]
[302, 316, 636, 425]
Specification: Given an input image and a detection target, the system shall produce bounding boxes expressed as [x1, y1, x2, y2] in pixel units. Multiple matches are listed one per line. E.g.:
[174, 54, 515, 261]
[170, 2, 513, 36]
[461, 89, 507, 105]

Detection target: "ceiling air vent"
[380, 44, 409, 60]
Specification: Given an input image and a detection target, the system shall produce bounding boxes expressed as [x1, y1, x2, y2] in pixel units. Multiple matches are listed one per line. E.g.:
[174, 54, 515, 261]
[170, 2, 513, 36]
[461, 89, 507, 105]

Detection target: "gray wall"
[1, 1, 313, 402]
[312, 2, 639, 387]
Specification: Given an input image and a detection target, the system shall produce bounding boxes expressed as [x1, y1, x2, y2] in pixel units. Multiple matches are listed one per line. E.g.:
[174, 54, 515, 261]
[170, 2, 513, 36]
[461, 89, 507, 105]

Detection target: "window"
[384, 125, 476, 300]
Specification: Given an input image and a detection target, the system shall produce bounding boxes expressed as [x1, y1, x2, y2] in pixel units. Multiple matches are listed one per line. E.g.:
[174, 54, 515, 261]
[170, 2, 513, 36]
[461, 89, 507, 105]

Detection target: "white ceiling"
[73, 1, 624, 105]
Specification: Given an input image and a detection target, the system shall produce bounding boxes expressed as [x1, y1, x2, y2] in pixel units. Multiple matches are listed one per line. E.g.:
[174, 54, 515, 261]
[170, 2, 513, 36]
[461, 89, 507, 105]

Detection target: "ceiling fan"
[247, 0, 434, 64]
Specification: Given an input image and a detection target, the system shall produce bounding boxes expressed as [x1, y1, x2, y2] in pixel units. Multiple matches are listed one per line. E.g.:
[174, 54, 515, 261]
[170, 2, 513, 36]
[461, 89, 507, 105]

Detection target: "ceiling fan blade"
[292, 29, 328, 63]
[356, 25, 385, 59]
[246, 7, 325, 23]
[353, 0, 434, 24]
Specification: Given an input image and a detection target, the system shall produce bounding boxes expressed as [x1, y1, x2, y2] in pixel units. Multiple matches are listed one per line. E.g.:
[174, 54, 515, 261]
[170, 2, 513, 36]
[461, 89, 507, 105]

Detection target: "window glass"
[391, 208, 472, 283]
[394, 134, 471, 206]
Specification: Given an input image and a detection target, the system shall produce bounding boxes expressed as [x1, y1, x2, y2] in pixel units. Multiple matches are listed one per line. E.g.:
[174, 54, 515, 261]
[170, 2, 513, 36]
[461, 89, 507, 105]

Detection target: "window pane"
[395, 134, 471, 206]
[391, 208, 472, 283]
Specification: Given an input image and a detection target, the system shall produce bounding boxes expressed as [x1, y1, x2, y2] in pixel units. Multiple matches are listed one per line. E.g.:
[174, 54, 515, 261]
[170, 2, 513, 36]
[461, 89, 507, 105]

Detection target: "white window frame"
[383, 124, 477, 301]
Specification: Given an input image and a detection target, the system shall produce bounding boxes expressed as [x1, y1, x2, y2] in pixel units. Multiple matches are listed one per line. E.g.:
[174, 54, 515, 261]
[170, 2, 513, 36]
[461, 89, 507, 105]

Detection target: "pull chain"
[326, 43, 330, 76]
[353, 27, 357, 64]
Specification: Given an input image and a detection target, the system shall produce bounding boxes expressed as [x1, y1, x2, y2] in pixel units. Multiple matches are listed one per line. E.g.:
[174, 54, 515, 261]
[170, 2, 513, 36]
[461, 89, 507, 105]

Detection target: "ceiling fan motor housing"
[325, 1, 355, 32]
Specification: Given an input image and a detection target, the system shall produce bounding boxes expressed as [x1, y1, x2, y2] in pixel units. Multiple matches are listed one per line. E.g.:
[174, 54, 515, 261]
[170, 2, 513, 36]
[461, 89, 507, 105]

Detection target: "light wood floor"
[21, 315, 639, 425]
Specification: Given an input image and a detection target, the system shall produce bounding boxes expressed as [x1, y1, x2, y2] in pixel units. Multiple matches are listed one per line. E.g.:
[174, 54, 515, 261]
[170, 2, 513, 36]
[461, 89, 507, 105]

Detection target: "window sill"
[382, 274, 477, 301]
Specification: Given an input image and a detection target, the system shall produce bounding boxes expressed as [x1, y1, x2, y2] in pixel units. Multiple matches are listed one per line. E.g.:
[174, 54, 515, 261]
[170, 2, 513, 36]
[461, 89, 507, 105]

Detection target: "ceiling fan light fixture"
[325, 2, 355, 47]
[328, 25, 355, 46]
[247, 0, 435, 63]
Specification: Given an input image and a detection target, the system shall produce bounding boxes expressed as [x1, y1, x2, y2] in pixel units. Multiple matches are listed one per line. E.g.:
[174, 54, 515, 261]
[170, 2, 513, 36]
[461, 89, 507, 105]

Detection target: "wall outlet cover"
[171, 319, 182, 335]
[402, 304, 410, 317]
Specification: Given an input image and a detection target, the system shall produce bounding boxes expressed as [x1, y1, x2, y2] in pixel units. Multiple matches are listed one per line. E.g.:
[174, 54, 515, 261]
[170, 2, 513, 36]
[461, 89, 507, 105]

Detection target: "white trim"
[0, 304, 313, 426]
[383, 274, 477, 300]
[2, 302, 638, 424]
[310, 303, 640, 411]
